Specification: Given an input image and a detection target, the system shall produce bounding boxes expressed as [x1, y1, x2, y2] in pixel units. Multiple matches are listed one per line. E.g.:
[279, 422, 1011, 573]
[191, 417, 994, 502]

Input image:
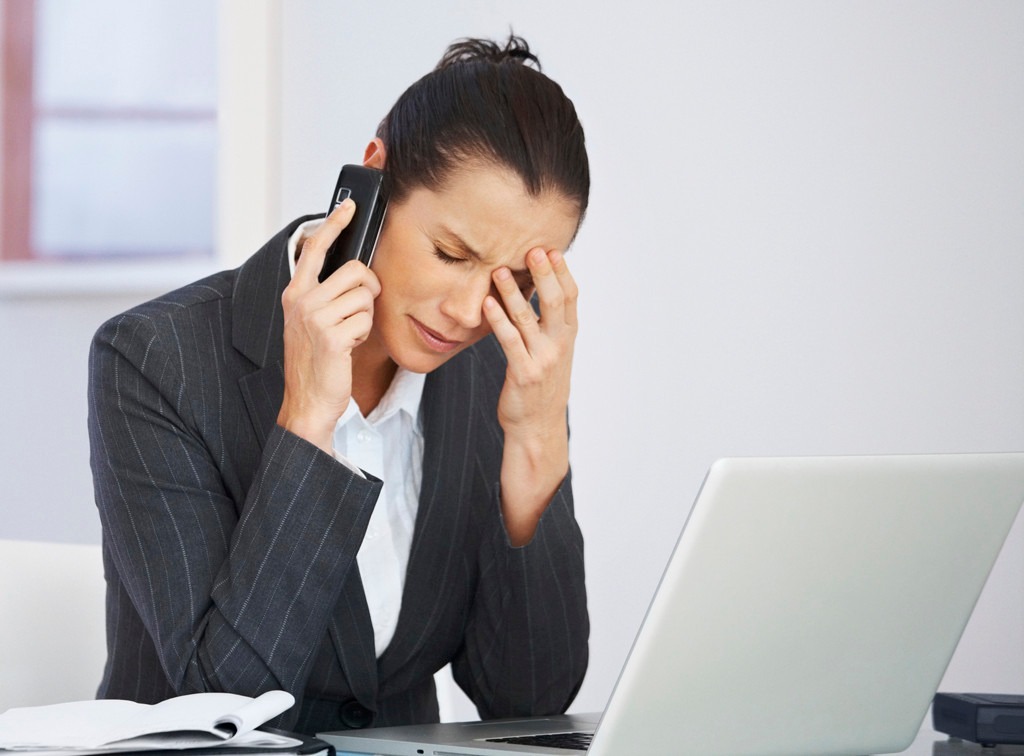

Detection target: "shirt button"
[357, 430, 370, 443]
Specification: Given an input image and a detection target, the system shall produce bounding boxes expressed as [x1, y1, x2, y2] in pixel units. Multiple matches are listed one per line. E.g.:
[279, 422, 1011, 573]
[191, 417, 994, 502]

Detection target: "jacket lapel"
[233, 216, 316, 447]
[328, 566, 381, 711]
[238, 364, 285, 450]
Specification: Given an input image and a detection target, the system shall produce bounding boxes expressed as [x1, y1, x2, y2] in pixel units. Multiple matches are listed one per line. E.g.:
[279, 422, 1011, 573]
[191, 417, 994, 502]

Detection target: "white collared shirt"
[288, 220, 425, 656]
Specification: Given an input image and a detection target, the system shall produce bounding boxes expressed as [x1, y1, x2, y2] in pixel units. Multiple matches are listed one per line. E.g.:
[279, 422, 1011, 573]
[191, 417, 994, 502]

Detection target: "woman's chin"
[392, 344, 465, 375]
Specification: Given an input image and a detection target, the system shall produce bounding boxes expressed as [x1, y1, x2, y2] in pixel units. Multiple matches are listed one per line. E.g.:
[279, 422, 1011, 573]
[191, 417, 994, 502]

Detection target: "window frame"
[0, 0, 281, 295]
[1, 0, 34, 263]
[3, 0, 221, 263]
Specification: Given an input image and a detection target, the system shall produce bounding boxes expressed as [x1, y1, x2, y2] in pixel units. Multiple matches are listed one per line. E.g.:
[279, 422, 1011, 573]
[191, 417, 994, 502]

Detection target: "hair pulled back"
[377, 34, 589, 225]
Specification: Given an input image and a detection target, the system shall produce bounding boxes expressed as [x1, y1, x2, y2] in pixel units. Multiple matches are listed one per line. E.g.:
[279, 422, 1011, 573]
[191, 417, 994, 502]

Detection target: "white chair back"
[0, 539, 106, 712]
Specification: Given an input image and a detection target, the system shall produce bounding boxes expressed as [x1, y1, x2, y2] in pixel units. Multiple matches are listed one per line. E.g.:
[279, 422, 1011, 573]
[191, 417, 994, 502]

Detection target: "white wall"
[2, 0, 1021, 723]
[0, 6, 5, 236]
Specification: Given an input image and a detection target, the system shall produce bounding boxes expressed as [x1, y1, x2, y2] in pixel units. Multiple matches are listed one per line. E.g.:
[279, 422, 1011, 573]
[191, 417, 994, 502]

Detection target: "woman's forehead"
[404, 166, 580, 261]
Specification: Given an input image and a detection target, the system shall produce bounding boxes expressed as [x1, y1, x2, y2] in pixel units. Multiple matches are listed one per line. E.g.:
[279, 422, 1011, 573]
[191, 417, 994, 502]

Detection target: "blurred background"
[1, 0, 1022, 721]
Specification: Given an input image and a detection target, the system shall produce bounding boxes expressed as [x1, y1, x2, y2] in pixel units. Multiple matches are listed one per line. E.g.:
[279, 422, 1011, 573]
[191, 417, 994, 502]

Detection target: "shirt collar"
[336, 365, 426, 430]
[287, 218, 325, 277]
[367, 366, 426, 426]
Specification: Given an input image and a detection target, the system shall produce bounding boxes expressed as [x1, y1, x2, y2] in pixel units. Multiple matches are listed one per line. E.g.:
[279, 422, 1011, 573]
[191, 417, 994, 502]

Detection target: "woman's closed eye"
[434, 243, 533, 294]
[432, 245, 462, 265]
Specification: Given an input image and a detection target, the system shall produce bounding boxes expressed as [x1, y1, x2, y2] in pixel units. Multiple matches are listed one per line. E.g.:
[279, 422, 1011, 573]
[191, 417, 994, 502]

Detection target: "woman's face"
[364, 163, 580, 374]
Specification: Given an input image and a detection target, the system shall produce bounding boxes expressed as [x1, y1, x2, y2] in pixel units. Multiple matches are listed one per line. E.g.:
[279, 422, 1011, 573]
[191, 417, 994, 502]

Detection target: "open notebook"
[320, 452, 1024, 756]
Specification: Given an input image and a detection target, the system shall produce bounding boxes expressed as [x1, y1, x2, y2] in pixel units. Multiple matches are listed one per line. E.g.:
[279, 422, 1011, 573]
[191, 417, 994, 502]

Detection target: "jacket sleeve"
[451, 470, 589, 718]
[88, 309, 380, 720]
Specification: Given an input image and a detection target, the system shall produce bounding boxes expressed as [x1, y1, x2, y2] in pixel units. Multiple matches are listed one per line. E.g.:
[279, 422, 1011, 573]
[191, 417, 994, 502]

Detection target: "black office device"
[933, 692, 1024, 746]
[319, 164, 388, 282]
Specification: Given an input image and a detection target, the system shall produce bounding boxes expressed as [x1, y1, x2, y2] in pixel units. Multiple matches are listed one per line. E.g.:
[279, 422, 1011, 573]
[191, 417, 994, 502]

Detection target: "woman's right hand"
[276, 198, 381, 453]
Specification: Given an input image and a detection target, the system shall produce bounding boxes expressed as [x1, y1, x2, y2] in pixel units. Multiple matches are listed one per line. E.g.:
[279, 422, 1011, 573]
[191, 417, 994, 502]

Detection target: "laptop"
[319, 453, 1024, 756]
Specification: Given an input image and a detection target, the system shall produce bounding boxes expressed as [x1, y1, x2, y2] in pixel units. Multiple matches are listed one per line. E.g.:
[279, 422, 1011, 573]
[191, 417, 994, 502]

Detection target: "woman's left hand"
[483, 247, 578, 545]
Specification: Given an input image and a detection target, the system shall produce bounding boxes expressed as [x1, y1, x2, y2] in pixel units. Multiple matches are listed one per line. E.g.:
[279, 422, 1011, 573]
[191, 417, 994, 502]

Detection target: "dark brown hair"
[377, 34, 589, 226]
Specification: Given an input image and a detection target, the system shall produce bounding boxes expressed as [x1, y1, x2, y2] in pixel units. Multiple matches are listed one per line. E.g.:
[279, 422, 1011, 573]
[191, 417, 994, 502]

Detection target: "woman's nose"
[439, 275, 494, 330]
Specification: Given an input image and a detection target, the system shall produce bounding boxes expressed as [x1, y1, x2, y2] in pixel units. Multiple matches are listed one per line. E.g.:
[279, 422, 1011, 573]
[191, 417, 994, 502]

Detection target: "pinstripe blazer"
[87, 216, 588, 734]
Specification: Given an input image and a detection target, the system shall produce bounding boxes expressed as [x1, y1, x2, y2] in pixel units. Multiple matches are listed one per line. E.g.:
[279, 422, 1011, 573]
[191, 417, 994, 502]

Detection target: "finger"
[285, 269, 378, 345]
[283, 259, 380, 322]
[293, 198, 356, 289]
[492, 267, 540, 340]
[321, 310, 375, 351]
[318, 258, 382, 301]
[483, 295, 531, 365]
[548, 249, 578, 329]
[526, 248, 569, 329]
[308, 284, 376, 328]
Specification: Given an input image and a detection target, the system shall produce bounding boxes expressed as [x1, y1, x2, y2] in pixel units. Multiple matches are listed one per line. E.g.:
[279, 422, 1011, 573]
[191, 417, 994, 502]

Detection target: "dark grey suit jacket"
[87, 216, 588, 734]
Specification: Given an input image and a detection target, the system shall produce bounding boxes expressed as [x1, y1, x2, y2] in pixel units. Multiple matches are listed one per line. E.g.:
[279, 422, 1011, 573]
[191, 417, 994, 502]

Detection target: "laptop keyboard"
[486, 731, 593, 750]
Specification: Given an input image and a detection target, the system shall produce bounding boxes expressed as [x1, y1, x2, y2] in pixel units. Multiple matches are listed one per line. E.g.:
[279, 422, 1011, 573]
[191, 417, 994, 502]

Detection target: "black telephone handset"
[319, 164, 389, 282]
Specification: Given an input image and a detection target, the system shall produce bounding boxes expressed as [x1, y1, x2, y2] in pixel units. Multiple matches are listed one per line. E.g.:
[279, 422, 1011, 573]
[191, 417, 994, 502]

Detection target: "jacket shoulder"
[92, 268, 237, 350]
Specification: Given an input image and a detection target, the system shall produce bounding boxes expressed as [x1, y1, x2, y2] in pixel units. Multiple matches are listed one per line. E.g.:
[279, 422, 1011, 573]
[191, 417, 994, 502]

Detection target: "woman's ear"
[363, 138, 386, 170]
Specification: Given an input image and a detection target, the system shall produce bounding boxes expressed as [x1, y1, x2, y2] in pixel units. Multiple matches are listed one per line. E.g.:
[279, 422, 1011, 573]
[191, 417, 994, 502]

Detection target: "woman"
[88, 35, 589, 735]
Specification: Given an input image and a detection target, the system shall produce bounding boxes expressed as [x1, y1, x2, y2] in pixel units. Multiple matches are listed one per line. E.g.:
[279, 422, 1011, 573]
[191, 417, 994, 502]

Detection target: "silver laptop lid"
[590, 453, 1024, 756]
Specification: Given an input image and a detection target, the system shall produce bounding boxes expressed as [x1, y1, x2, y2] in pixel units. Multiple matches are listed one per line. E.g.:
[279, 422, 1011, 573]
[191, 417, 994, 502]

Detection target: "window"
[1, 0, 217, 263]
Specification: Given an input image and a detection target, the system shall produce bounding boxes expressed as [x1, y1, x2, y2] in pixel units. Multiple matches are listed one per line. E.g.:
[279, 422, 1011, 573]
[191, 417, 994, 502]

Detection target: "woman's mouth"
[411, 317, 463, 353]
